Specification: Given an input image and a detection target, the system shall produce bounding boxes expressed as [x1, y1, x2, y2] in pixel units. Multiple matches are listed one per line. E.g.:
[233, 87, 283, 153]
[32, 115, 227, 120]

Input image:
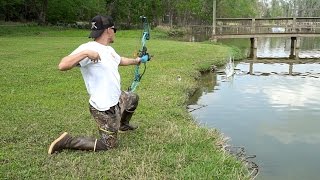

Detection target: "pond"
[188, 38, 320, 179]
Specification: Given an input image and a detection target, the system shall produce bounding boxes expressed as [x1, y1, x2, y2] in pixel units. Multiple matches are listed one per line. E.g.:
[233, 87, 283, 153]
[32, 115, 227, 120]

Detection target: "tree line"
[259, 0, 320, 17]
[1, 0, 319, 28]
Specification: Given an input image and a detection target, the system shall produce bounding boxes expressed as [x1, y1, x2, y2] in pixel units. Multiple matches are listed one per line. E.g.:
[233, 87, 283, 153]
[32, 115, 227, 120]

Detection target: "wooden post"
[211, 0, 217, 42]
[289, 37, 300, 59]
[249, 37, 257, 59]
[296, 37, 300, 59]
[292, 17, 296, 32]
[289, 37, 296, 59]
[251, 18, 256, 33]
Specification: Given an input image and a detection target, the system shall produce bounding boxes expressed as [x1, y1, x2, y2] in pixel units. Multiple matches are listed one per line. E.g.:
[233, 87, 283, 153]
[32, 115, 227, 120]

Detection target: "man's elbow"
[58, 62, 69, 71]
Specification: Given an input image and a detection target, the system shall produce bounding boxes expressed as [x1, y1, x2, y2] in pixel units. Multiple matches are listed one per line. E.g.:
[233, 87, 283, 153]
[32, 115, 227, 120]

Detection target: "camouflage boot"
[119, 91, 139, 132]
[48, 132, 71, 154]
[119, 110, 138, 132]
[48, 132, 108, 154]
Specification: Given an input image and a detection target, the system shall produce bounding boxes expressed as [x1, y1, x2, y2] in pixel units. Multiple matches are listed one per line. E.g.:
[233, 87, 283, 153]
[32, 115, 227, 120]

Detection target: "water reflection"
[236, 62, 320, 77]
[189, 62, 320, 180]
[257, 37, 320, 58]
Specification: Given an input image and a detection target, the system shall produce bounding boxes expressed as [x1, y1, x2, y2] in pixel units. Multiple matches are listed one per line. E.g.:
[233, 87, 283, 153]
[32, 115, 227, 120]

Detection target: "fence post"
[211, 0, 217, 42]
[251, 18, 256, 34]
[292, 17, 296, 33]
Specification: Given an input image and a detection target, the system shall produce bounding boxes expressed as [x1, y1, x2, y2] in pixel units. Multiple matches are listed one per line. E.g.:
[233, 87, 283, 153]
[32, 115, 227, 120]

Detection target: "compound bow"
[128, 16, 151, 92]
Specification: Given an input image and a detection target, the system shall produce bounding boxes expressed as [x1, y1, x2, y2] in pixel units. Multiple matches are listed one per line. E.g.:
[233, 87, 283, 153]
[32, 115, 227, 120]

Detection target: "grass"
[0, 25, 250, 179]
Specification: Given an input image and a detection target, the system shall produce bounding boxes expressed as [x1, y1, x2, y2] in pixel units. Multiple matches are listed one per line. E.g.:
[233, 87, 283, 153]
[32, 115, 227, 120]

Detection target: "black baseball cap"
[89, 15, 115, 38]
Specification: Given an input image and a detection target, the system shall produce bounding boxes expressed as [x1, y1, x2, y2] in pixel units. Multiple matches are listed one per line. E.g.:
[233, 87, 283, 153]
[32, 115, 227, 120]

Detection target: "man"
[48, 15, 149, 154]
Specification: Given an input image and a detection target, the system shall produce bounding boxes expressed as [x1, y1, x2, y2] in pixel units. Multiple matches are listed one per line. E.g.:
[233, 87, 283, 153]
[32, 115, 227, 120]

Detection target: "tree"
[217, 0, 258, 18]
[0, 0, 266, 27]
[0, 0, 25, 21]
[46, 0, 105, 24]
[257, 0, 320, 18]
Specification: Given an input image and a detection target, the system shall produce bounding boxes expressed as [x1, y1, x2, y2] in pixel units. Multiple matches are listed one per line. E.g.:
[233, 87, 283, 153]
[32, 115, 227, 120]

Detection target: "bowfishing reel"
[138, 47, 151, 62]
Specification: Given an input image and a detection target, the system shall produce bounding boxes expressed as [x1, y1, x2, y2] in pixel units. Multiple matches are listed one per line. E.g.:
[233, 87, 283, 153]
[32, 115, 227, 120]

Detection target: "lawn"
[0, 25, 250, 179]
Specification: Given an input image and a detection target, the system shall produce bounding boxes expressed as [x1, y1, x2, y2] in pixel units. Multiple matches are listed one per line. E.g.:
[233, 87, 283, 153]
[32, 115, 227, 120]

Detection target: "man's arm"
[119, 57, 141, 66]
[58, 50, 100, 71]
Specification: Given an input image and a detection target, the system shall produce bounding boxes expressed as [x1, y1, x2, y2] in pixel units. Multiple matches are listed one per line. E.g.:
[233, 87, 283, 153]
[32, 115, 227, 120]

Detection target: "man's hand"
[86, 50, 100, 63]
[140, 54, 149, 63]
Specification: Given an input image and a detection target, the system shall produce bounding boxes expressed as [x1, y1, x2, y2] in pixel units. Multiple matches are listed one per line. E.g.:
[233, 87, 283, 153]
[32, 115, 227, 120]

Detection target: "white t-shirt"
[70, 41, 121, 111]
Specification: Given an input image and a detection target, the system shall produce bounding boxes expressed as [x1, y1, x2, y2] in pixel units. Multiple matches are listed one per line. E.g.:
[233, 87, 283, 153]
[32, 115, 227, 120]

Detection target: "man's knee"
[128, 93, 139, 110]
[96, 132, 118, 151]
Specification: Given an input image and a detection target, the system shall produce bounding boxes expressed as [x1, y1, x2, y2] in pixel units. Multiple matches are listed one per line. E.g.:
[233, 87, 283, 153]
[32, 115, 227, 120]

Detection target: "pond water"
[256, 37, 320, 58]
[188, 38, 320, 179]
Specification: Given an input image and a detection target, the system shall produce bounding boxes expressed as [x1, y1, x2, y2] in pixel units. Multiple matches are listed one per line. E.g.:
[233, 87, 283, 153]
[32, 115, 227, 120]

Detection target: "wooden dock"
[191, 17, 320, 59]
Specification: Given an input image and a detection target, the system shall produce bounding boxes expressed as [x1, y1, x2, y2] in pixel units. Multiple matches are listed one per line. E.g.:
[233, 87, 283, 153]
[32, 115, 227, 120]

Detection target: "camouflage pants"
[89, 91, 139, 150]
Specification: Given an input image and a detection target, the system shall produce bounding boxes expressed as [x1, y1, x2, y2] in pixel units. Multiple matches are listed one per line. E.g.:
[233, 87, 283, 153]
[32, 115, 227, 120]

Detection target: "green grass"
[0, 26, 250, 179]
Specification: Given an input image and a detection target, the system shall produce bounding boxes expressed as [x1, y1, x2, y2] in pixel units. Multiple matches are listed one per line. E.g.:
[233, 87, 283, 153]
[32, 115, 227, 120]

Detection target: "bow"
[128, 16, 151, 92]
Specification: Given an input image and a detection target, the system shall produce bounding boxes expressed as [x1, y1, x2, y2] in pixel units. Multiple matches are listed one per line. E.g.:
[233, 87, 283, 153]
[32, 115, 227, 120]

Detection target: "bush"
[167, 28, 187, 38]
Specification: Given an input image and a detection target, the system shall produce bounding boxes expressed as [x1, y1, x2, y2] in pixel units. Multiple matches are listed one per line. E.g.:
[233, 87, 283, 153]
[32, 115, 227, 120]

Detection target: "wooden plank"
[191, 17, 320, 39]
[243, 58, 320, 63]
[217, 17, 320, 21]
[213, 33, 320, 39]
